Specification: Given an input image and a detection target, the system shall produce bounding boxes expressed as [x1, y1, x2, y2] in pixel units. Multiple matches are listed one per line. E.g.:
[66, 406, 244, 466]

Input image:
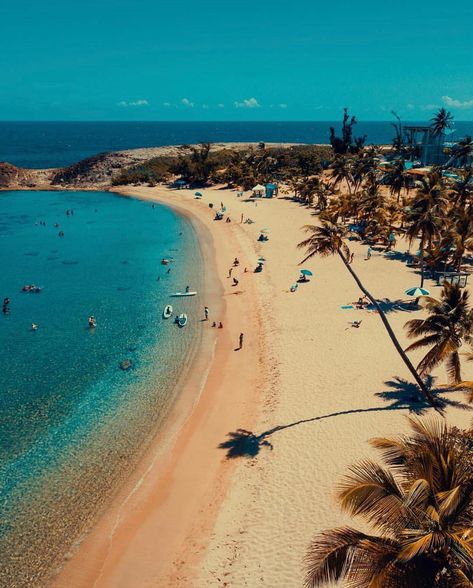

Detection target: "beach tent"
[252, 184, 265, 196]
[265, 183, 277, 198]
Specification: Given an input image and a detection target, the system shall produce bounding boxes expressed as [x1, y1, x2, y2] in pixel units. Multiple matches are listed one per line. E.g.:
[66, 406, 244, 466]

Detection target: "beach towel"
[341, 305, 354, 309]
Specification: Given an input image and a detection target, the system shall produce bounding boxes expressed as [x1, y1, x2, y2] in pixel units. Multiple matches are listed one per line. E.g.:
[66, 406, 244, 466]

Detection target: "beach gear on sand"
[290, 284, 298, 292]
[341, 305, 354, 309]
[300, 269, 313, 276]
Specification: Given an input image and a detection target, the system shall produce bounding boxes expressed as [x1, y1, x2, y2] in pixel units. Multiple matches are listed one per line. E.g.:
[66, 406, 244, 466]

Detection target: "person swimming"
[88, 316, 97, 328]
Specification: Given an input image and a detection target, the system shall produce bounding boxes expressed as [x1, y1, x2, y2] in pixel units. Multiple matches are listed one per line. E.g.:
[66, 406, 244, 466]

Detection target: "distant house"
[403, 125, 452, 166]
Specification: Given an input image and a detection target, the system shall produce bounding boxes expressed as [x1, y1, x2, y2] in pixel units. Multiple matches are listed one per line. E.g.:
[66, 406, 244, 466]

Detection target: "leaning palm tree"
[405, 282, 473, 384]
[305, 417, 473, 587]
[298, 221, 437, 407]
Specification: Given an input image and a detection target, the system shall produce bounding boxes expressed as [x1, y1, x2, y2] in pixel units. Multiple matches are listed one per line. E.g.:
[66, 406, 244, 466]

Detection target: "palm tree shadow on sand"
[218, 376, 471, 459]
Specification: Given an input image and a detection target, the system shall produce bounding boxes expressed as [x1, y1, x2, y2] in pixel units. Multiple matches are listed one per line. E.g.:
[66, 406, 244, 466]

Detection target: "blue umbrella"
[300, 269, 313, 276]
[405, 287, 430, 297]
[195, 191, 203, 197]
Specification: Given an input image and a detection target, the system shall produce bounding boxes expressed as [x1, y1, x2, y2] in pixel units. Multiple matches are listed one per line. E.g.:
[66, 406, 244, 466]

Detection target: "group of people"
[203, 306, 223, 329]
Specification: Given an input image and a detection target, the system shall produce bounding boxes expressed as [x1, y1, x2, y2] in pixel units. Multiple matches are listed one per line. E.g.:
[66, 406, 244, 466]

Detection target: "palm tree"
[298, 221, 437, 407]
[450, 167, 473, 210]
[305, 417, 473, 587]
[405, 173, 448, 287]
[449, 209, 473, 271]
[330, 155, 353, 195]
[405, 207, 445, 287]
[430, 108, 454, 138]
[386, 159, 411, 202]
[405, 282, 473, 383]
[445, 136, 473, 169]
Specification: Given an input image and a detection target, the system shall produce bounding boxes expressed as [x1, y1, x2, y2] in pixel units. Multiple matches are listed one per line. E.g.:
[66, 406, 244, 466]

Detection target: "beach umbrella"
[252, 184, 265, 192]
[300, 269, 313, 276]
[258, 256, 266, 262]
[194, 191, 203, 197]
[405, 287, 430, 297]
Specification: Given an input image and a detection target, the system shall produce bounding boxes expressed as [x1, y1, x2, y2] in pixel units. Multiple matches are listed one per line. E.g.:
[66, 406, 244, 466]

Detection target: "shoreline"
[52, 186, 266, 586]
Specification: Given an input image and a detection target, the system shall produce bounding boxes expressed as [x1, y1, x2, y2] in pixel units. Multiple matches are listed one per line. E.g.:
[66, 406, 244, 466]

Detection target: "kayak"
[170, 291, 197, 297]
[176, 313, 187, 327]
[163, 304, 173, 319]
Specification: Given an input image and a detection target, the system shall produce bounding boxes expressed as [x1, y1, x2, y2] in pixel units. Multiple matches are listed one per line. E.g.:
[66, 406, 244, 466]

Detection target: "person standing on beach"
[204, 306, 209, 320]
[238, 332, 244, 349]
[240, 213, 244, 223]
[366, 247, 372, 260]
[350, 252, 354, 264]
[228, 267, 233, 278]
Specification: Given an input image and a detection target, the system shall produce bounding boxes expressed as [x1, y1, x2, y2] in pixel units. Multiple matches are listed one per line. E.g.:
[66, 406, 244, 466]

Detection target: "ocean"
[1, 121, 473, 169]
[0, 189, 203, 586]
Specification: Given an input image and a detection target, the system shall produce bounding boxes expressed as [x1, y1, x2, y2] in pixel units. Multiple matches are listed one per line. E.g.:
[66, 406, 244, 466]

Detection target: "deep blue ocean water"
[0, 190, 203, 584]
[1, 121, 473, 169]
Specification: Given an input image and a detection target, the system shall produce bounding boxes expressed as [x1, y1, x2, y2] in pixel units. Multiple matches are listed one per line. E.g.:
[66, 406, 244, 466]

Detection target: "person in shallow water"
[88, 316, 97, 328]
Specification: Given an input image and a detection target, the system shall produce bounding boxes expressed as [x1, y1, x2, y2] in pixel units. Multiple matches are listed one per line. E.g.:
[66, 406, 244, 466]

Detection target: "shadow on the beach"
[366, 299, 419, 314]
[218, 376, 471, 459]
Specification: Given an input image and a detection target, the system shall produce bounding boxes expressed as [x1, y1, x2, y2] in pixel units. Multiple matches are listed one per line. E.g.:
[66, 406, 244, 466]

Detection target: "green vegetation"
[112, 143, 332, 188]
[305, 418, 473, 588]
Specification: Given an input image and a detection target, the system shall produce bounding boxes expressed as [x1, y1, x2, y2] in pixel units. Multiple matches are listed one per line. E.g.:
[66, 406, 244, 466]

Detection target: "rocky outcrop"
[0, 162, 33, 187]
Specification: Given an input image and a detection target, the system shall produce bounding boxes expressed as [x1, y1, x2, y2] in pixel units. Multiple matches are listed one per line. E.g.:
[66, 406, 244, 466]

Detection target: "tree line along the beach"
[113, 108, 473, 585]
[296, 110, 473, 586]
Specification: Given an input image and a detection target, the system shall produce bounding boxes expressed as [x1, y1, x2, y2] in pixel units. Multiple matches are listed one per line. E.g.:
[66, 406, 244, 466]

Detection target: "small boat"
[170, 291, 197, 297]
[176, 313, 187, 327]
[161, 258, 170, 265]
[163, 304, 173, 319]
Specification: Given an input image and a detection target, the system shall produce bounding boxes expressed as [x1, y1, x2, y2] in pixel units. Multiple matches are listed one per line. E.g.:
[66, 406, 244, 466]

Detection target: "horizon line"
[1, 119, 473, 124]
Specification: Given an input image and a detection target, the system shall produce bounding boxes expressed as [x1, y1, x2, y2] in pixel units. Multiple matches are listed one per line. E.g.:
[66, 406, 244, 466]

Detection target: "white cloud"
[181, 98, 194, 107]
[118, 99, 149, 107]
[234, 97, 260, 109]
[279, 103, 288, 109]
[442, 95, 473, 109]
[420, 103, 438, 111]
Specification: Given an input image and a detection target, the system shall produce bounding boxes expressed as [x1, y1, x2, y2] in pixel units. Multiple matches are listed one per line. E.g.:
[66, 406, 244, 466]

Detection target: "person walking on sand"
[240, 213, 244, 223]
[366, 246, 372, 260]
[238, 332, 244, 349]
[350, 252, 354, 264]
[232, 277, 239, 286]
[228, 267, 233, 278]
[204, 306, 209, 320]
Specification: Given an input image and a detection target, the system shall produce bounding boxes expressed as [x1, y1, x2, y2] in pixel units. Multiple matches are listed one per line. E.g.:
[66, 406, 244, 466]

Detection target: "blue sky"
[1, 0, 472, 121]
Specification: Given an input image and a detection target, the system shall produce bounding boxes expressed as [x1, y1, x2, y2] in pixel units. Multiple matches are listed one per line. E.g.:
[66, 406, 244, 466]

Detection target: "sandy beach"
[53, 184, 472, 588]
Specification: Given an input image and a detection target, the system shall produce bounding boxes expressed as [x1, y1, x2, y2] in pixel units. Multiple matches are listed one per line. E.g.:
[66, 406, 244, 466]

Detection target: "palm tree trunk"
[420, 250, 425, 288]
[337, 250, 440, 409]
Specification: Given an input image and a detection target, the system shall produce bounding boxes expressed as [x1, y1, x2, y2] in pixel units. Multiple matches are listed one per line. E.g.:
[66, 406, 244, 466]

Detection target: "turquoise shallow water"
[0, 190, 203, 586]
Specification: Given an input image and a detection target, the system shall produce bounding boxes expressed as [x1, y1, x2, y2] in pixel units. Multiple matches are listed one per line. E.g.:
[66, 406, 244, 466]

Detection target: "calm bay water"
[0, 190, 203, 586]
[2, 121, 473, 169]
